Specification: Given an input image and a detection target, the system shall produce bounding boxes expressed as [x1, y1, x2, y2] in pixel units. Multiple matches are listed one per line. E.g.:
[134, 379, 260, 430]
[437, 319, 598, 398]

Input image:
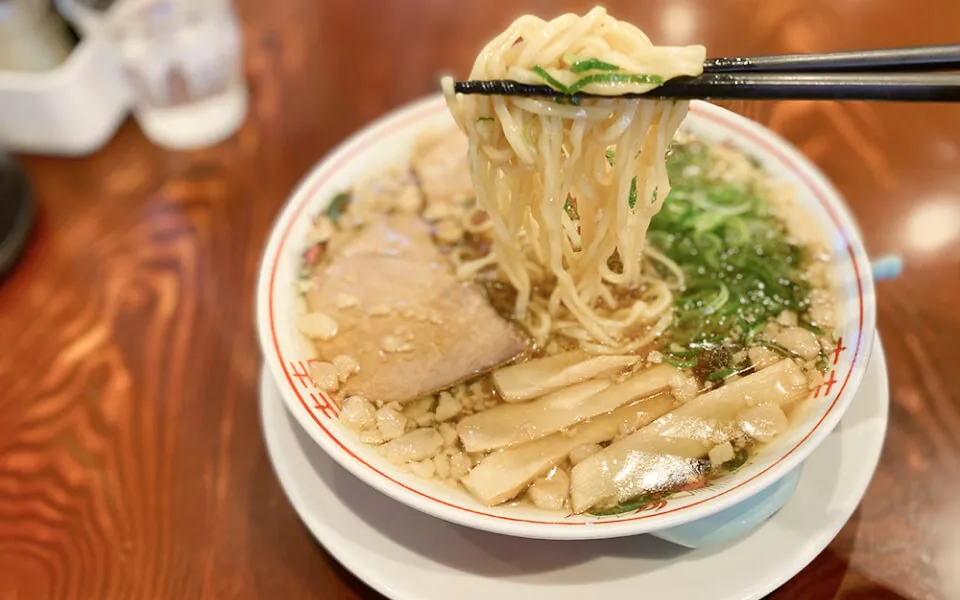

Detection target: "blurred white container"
[57, 0, 248, 151]
[0, 36, 132, 155]
[0, 0, 130, 156]
[53, 0, 110, 37]
[0, 0, 74, 72]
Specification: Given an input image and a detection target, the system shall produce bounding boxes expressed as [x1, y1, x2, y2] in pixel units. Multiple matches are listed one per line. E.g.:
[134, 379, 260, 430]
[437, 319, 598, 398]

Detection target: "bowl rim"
[255, 96, 877, 540]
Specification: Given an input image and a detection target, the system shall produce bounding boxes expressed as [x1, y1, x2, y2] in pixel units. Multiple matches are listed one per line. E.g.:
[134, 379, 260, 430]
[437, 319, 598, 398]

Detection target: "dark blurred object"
[0, 154, 34, 279]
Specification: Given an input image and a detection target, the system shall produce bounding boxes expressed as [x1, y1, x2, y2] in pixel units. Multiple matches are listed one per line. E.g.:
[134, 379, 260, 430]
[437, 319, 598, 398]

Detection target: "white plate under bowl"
[261, 335, 888, 600]
[255, 95, 877, 538]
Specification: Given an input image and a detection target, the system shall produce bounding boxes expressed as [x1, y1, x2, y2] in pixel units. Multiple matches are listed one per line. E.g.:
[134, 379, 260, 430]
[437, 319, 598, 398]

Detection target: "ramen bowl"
[255, 96, 877, 541]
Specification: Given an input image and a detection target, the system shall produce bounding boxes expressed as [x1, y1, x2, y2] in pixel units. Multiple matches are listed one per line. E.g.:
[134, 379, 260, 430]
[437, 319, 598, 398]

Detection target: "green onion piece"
[724, 217, 750, 246]
[666, 347, 699, 358]
[702, 282, 730, 315]
[570, 57, 621, 73]
[665, 356, 698, 369]
[628, 176, 638, 209]
[802, 320, 825, 336]
[567, 73, 663, 94]
[721, 448, 750, 471]
[326, 192, 350, 224]
[587, 492, 663, 516]
[743, 320, 766, 343]
[691, 211, 726, 234]
[605, 149, 616, 166]
[532, 66, 570, 93]
[758, 341, 792, 357]
[707, 367, 736, 381]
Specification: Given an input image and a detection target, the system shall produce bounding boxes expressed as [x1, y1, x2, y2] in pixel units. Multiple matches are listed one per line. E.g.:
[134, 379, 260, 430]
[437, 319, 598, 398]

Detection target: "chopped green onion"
[533, 68, 662, 97]
[665, 356, 698, 369]
[531, 66, 569, 93]
[702, 282, 730, 315]
[691, 211, 726, 234]
[724, 217, 751, 246]
[707, 368, 736, 381]
[743, 320, 766, 343]
[721, 448, 750, 471]
[326, 192, 350, 224]
[567, 73, 663, 94]
[605, 149, 616, 165]
[570, 58, 621, 73]
[647, 137, 822, 360]
[758, 340, 792, 357]
[587, 492, 663, 516]
[628, 176, 638, 209]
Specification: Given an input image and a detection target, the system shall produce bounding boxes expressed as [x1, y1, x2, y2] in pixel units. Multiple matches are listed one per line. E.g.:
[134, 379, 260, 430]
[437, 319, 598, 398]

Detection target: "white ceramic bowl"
[255, 96, 877, 540]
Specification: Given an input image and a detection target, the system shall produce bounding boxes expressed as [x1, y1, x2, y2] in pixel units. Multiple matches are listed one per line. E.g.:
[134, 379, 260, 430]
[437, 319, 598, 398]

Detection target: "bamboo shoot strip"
[458, 380, 610, 453]
[492, 350, 640, 402]
[461, 394, 676, 506]
[459, 364, 679, 453]
[570, 359, 809, 513]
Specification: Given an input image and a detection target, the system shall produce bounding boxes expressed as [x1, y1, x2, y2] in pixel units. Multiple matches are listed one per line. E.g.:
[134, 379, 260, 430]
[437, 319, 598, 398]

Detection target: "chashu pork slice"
[306, 214, 526, 403]
[337, 215, 443, 261]
[412, 129, 475, 205]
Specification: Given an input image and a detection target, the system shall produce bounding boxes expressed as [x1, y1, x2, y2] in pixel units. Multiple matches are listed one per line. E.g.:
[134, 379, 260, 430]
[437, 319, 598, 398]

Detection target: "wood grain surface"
[2, 0, 959, 598]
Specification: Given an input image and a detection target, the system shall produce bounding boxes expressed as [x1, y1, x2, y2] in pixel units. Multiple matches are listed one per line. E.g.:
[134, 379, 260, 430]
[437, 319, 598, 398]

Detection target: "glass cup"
[83, 0, 249, 150]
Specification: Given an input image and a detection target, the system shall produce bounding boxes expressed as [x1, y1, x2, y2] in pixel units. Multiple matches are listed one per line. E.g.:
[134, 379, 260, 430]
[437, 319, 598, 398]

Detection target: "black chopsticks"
[452, 44, 960, 102]
[702, 43, 960, 73]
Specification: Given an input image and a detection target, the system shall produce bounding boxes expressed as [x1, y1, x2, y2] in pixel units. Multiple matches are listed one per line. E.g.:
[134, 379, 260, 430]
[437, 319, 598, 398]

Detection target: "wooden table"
[3, 0, 959, 598]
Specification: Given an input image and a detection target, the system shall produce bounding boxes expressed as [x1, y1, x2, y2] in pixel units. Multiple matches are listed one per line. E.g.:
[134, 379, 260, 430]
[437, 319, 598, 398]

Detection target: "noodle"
[442, 7, 705, 352]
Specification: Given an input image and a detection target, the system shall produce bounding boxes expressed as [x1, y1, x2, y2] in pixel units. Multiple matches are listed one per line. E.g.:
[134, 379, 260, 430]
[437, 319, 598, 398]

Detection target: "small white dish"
[261, 335, 888, 600]
[0, 36, 131, 156]
[255, 95, 877, 538]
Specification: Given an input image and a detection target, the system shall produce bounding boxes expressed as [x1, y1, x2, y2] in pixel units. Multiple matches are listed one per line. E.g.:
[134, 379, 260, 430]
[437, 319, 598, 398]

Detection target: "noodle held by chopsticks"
[443, 7, 706, 353]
